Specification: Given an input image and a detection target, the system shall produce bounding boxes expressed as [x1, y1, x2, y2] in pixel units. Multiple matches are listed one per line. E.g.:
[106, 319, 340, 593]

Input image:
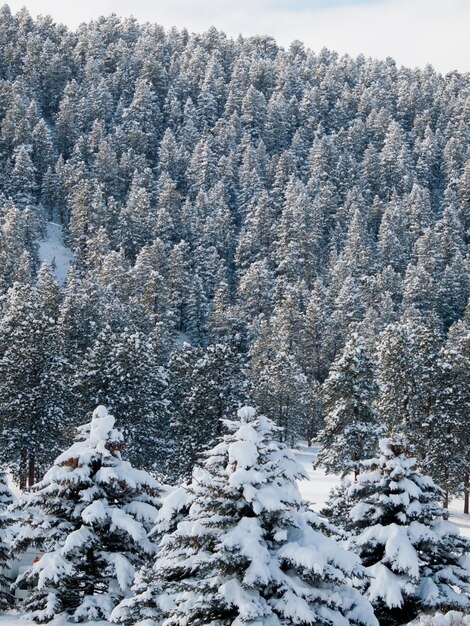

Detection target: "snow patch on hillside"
[37, 222, 73, 285]
[175, 332, 191, 347]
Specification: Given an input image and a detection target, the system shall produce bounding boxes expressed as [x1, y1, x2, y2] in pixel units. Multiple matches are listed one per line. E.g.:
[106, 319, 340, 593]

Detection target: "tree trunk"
[464, 473, 469, 515]
[20, 449, 27, 491]
[28, 454, 35, 488]
[442, 466, 449, 511]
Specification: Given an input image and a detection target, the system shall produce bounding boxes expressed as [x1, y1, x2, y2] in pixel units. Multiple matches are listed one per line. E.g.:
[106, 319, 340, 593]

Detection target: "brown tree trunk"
[443, 489, 449, 510]
[442, 466, 449, 511]
[464, 473, 469, 515]
[19, 449, 27, 491]
[28, 454, 35, 488]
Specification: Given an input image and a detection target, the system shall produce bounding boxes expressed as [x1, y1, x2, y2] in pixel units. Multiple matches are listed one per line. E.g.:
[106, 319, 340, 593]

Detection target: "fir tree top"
[19, 405, 162, 530]
[347, 436, 444, 529]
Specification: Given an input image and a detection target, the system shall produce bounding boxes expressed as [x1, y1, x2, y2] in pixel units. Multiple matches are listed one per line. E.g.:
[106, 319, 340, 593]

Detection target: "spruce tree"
[11, 406, 164, 622]
[325, 437, 470, 626]
[377, 311, 442, 461]
[110, 485, 193, 626]
[165, 343, 249, 482]
[316, 332, 383, 478]
[74, 325, 167, 472]
[430, 318, 470, 511]
[0, 278, 63, 488]
[10, 144, 37, 207]
[121, 406, 378, 626]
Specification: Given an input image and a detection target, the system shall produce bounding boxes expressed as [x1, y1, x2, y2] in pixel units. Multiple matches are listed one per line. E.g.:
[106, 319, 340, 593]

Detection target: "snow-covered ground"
[448, 508, 470, 538]
[0, 616, 107, 626]
[294, 443, 340, 510]
[294, 442, 470, 538]
[37, 222, 73, 285]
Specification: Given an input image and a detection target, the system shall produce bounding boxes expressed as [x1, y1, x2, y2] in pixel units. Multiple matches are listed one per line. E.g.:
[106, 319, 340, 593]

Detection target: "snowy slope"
[294, 443, 470, 538]
[37, 222, 73, 285]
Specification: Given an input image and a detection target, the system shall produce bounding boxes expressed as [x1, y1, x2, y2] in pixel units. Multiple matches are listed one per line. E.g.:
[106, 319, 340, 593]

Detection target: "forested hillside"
[0, 5, 469, 512]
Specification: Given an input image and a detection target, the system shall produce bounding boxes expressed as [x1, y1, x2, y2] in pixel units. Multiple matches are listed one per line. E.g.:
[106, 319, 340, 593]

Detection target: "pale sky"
[6, 0, 470, 74]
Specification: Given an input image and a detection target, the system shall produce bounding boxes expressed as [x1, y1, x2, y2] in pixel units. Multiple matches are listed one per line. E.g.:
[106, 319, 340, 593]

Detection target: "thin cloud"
[265, 0, 384, 10]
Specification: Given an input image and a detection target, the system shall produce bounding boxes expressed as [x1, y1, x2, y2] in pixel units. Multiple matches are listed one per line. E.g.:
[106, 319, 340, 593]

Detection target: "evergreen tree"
[300, 279, 330, 383]
[326, 437, 470, 626]
[11, 406, 164, 622]
[0, 203, 38, 292]
[237, 259, 275, 332]
[74, 325, 167, 472]
[316, 332, 383, 478]
[126, 406, 378, 626]
[119, 175, 155, 259]
[0, 276, 63, 488]
[110, 485, 193, 626]
[10, 144, 37, 207]
[31, 119, 55, 181]
[120, 78, 161, 159]
[376, 311, 442, 459]
[430, 319, 470, 512]
[250, 319, 309, 445]
[166, 343, 249, 481]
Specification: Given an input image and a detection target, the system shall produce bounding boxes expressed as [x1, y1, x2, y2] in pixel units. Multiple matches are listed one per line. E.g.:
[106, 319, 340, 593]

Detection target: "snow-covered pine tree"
[250, 293, 309, 446]
[73, 324, 168, 473]
[0, 469, 14, 609]
[376, 311, 443, 465]
[10, 144, 37, 207]
[165, 342, 249, 482]
[10, 406, 165, 623]
[320, 479, 354, 535]
[316, 331, 383, 478]
[430, 318, 470, 512]
[0, 275, 64, 489]
[410, 611, 470, 626]
[110, 484, 193, 626]
[135, 406, 378, 626]
[325, 436, 470, 626]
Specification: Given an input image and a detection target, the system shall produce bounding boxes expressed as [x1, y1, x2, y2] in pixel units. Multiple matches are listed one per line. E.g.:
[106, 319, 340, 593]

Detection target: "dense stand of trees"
[0, 6, 468, 515]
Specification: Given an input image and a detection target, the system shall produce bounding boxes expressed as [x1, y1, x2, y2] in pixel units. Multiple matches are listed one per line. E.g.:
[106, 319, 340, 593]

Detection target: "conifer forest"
[0, 4, 468, 625]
